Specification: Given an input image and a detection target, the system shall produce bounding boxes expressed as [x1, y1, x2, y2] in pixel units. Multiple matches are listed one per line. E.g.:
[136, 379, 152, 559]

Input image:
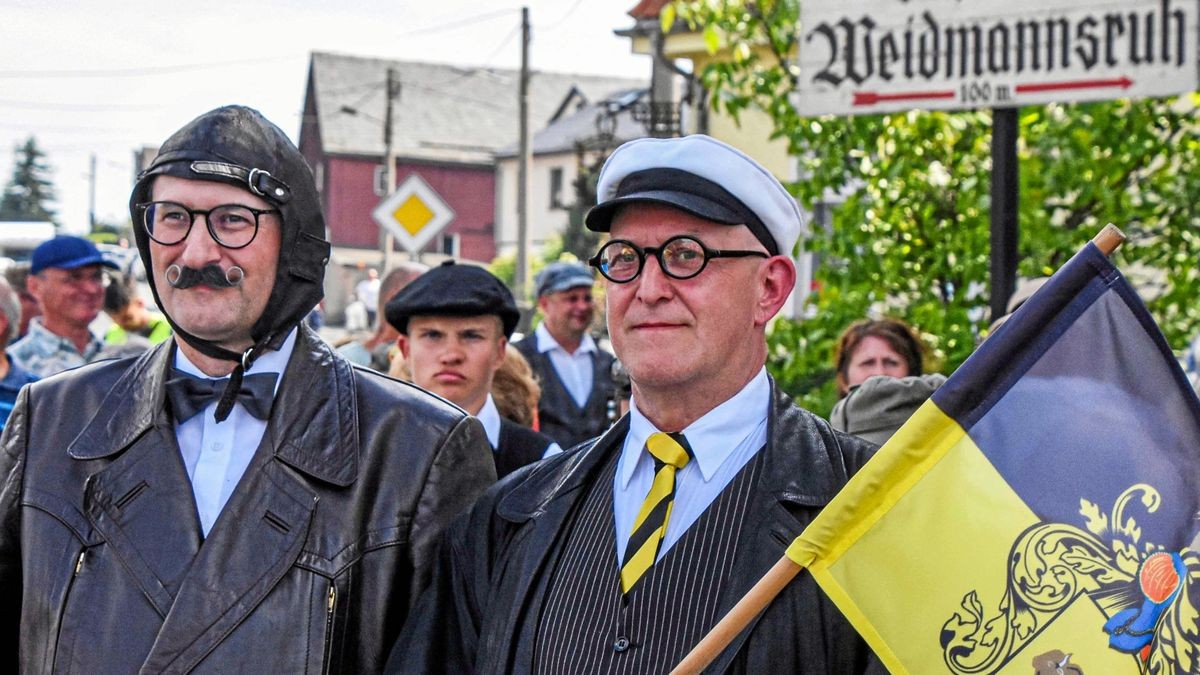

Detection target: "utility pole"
[382, 67, 400, 272]
[515, 6, 532, 301]
[87, 153, 96, 231]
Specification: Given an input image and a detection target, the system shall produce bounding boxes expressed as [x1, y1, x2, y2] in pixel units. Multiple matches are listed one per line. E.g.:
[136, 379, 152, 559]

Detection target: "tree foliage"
[676, 0, 1200, 414]
[0, 136, 57, 223]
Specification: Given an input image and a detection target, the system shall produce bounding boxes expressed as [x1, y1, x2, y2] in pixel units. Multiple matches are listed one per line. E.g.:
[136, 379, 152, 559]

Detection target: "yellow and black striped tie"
[620, 431, 693, 594]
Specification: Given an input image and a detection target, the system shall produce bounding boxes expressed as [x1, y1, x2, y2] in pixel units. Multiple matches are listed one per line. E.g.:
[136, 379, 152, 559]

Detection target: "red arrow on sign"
[853, 89, 956, 106]
[1016, 76, 1133, 94]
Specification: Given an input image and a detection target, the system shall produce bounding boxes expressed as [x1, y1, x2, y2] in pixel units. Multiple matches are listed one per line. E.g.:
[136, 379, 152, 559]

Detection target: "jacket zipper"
[321, 583, 337, 672]
[51, 549, 87, 672]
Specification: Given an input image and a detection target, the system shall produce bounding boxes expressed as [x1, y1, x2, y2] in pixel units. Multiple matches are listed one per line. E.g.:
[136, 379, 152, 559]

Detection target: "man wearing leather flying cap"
[0, 106, 496, 673]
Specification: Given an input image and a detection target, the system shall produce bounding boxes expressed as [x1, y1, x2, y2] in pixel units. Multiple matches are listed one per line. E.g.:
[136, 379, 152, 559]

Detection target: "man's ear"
[396, 334, 411, 361]
[26, 274, 43, 304]
[754, 256, 797, 327]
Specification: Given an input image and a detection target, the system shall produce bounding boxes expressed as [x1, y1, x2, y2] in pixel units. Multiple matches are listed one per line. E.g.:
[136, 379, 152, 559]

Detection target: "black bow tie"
[165, 368, 279, 423]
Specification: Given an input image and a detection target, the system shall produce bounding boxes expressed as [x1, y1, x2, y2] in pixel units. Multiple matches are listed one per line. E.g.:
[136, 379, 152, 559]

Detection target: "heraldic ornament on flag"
[940, 483, 1199, 674]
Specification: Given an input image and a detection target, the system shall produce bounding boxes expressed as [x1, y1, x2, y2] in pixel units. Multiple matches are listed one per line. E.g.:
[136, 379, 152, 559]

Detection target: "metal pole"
[989, 107, 1019, 322]
[88, 153, 96, 231]
[382, 67, 399, 273]
[515, 6, 532, 300]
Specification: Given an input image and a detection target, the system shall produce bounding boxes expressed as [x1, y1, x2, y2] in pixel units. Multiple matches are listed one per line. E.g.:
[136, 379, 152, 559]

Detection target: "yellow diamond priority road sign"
[371, 174, 455, 254]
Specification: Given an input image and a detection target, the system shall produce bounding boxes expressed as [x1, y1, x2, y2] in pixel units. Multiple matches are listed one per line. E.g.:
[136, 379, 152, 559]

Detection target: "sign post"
[370, 173, 455, 258]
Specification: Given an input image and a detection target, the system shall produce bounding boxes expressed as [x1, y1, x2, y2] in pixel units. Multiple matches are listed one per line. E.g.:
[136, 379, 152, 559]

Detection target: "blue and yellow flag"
[791, 242, 1200, 673]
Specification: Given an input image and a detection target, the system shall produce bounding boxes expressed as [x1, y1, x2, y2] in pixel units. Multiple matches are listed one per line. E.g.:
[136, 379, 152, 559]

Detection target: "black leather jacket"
[0, 326, 496, 674]
[390, 378, 882, 674]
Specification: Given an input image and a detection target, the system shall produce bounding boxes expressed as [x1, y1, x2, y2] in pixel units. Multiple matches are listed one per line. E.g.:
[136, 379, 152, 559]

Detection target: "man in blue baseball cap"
[8, 235, 118, 377]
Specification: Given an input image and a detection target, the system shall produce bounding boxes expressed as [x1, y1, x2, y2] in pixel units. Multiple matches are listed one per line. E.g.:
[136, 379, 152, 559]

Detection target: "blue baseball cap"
[30, 236, 120, 275]
[534, 262, 594, 298]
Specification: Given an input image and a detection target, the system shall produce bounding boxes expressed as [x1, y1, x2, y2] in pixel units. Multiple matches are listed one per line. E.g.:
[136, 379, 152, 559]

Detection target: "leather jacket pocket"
[48, 546, 88, 674]
[312, 575, 344, 674]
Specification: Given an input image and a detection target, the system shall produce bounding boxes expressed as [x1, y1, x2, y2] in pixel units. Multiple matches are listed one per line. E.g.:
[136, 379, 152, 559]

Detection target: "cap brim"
[585, 189, 744, 233]
[55, 255, 120, 271]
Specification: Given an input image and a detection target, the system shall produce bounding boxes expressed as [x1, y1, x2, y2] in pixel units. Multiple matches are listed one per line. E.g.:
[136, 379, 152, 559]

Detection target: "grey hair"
[0, 277, 20, 345]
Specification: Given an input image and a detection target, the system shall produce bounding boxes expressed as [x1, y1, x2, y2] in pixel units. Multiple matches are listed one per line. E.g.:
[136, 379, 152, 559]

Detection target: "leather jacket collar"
[67, 325, 360, 486]
[497, 377, 845, 522]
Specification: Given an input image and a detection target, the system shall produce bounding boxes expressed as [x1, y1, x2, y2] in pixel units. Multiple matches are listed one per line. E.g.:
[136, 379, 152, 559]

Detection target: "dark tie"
[620, 431, 693, 594]
[164, 368, 278, 423]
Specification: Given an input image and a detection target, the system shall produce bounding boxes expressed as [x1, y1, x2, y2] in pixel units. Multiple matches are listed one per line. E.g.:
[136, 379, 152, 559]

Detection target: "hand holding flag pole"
[670, 224, 1127, 675]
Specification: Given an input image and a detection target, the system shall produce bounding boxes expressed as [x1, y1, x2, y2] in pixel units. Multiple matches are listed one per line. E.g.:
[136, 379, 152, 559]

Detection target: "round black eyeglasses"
[136, 201, 279, 249]
[588, 235, 770, 283]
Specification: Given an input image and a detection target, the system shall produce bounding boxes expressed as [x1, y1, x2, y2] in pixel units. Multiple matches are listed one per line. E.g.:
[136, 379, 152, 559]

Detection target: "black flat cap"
[384, 260, 519, 338]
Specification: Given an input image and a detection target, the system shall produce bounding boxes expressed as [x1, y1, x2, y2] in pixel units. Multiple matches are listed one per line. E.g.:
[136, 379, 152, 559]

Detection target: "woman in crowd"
[832, 317, 925, 397]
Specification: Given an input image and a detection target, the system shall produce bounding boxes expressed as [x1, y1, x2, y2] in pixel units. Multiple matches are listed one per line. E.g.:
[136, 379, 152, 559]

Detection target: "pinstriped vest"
[532, 447, 765, 674]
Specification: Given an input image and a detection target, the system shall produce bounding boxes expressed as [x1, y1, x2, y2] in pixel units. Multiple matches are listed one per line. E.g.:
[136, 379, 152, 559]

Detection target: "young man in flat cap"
[0, 106, 495, 673]
[392, 135, 880, 673]
[386, 261, 559, 479]
[514, 261, 616, 448]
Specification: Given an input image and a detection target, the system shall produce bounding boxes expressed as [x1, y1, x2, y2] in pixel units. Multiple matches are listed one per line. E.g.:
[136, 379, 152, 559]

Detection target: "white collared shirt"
[535, 322, 596, 408]
[613, 368, 770, 564]
[477, 394, 503, 449]
[174, 328, 296, 537]
[477, 393, 562, 458]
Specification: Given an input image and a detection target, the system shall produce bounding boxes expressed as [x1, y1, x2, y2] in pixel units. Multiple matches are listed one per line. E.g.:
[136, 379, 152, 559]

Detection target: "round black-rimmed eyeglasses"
[136, 201, 279, 249]
[588, 235, 769, 283]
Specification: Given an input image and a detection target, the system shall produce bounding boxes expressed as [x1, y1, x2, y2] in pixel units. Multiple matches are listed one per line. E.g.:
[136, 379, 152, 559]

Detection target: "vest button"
[613, 636, 630, 653]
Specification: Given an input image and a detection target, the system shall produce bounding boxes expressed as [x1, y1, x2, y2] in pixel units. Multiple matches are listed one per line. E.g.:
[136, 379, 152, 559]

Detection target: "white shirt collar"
[619, 367, 771, 488]
[534, 322, 596, 355]
[173, 327, 297, 396]
[477, 394, 502, 450]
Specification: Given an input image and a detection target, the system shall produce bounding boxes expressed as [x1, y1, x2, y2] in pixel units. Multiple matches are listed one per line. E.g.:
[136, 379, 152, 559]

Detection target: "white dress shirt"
[477, 393, 562, 458]
[174, 328, 296, 536]
[613, 368, 770, 564]
[535, 322, 596, 408]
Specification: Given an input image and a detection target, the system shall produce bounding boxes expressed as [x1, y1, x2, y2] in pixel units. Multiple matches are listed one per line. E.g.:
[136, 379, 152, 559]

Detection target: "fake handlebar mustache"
[165, 264, 245, 289]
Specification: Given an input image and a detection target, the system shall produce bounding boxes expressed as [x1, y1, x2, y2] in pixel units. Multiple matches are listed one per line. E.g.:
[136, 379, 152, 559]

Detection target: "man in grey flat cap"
[392, 134, 880, 673]
[0, 106, 494, 673]
[514, 261, 616, 448]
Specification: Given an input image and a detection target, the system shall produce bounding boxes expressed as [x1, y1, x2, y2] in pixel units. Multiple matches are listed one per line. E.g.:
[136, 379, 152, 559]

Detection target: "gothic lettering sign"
[796, 0, 1199, 116]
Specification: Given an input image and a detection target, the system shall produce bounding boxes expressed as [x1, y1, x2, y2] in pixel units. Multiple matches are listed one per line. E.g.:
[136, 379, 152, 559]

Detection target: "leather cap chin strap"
[168, 321, 277, 423]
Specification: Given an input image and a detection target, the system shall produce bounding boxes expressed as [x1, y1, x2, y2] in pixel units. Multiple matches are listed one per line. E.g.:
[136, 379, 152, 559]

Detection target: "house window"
[549, 167, 564, 209]
[441, 233, 460, 257]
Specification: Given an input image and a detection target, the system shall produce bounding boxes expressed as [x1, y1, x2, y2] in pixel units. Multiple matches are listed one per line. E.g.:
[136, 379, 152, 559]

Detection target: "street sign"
[797, 0, 1199, 116]
[371, 173, 455, 255]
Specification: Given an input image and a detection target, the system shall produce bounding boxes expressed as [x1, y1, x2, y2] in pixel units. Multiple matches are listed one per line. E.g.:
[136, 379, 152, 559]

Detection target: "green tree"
[0, 136, 57, 223]
[675, 0, 1200, 414]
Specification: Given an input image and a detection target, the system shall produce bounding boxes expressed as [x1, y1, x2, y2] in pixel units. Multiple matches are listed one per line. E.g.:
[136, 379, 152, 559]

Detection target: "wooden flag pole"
[1092, 223, 1125, 256]
[670, 549, 805, 675]
[671, 224, 1126, 675]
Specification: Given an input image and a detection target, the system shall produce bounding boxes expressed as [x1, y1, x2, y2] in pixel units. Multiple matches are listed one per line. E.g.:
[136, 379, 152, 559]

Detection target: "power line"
[536, 0, 586, 31]
[0, 54, 299, 79]
[0, 99, 161, 112]
[393, 8, 517, 38]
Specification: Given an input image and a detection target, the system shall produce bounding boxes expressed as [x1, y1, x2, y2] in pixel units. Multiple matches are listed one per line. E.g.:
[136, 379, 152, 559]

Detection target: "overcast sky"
[0, 0, 650, 234]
